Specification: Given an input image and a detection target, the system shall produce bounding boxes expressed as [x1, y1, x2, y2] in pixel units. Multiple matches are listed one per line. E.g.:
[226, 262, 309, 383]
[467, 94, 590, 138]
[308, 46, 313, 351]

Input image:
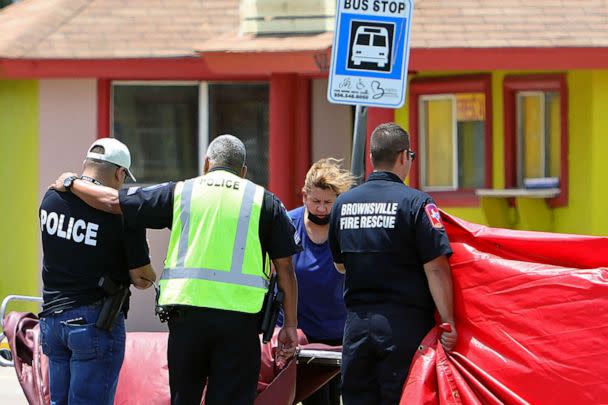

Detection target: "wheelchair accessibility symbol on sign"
[347, 21, 395, 73]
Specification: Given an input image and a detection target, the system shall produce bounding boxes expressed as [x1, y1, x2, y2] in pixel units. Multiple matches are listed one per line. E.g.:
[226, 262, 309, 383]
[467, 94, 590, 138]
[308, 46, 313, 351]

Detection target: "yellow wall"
[397, 70, 608, 235]
[0, 80, 40, 312]
[552, 71, 594, 233]
[588, 70, 608, 235]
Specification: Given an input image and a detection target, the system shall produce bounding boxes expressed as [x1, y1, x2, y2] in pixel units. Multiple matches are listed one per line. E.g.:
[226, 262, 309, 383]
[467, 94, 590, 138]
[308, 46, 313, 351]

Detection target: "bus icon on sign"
[351, 26, 389, 68]
[346, 21, 394, 73]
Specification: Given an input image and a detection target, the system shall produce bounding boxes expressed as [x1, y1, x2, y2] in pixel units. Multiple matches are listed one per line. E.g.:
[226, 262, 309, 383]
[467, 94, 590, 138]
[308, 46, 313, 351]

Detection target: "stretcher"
[6, 211, 608, 404]
[0, 294, 341, 405]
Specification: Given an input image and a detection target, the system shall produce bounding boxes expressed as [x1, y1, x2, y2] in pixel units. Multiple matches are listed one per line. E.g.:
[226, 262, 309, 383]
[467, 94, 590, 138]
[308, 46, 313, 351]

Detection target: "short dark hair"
[370, 123, 410, 168]
[84, 145, 120, 172]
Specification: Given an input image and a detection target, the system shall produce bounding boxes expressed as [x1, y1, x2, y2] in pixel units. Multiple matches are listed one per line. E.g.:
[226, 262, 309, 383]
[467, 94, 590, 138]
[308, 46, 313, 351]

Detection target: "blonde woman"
[280, 158, 354, 405]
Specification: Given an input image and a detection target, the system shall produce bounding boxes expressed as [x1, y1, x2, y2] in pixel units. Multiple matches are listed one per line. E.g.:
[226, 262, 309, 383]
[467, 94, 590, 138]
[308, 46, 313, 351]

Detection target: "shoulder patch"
[141, 182, 169, 192]
[127, 186, 140, 196]
[424, 203, 444, 229]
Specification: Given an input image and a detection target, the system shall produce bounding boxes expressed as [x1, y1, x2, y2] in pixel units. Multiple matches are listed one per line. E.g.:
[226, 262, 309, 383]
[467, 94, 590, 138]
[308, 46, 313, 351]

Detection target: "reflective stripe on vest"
[159, 172, 267, 312]
[161, 267, 267, 289]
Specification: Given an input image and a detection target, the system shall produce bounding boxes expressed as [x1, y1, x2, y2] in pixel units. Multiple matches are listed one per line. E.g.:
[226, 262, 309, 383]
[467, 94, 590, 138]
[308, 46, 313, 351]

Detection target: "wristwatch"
[63, 175, 79, 191]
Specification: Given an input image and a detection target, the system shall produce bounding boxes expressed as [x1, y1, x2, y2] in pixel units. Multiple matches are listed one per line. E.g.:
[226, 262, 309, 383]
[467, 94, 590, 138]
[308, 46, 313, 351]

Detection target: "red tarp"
[401, 213, 608, 404]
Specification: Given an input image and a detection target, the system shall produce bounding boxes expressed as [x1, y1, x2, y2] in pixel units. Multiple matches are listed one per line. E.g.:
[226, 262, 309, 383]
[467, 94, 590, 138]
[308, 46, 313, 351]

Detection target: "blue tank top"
[288, 206, 346, 341]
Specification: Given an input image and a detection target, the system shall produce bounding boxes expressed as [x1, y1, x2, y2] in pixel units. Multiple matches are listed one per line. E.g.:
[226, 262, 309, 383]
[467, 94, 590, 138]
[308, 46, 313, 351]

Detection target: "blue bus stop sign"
[327, 0, 414, 108]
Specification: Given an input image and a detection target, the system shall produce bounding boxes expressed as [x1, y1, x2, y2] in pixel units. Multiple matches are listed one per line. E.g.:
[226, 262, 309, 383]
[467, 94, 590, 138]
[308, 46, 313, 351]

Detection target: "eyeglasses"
[398, 148, 416, 161]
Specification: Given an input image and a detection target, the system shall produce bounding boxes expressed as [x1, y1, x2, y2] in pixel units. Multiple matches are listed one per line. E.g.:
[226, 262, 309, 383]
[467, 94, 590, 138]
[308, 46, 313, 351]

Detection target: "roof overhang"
[411, 47, 608, 71]
[196, 33, 608, 75]
[0, 57, 268, 80]
[194, 32, 334, 76]
[2, 45, 608, 79]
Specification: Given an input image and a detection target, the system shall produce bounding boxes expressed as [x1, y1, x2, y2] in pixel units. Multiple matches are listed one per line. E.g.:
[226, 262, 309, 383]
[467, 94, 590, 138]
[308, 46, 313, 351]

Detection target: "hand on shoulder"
[50, 172, 78, 192]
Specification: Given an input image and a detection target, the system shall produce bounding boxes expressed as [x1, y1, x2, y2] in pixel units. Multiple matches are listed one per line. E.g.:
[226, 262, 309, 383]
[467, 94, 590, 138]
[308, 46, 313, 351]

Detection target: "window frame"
[109, 80, 270, 186]
[409, 74, 493, 207]
[206, 81, 270, 187]
[503, 74, 568, 207]
[110, 81, 205, 184]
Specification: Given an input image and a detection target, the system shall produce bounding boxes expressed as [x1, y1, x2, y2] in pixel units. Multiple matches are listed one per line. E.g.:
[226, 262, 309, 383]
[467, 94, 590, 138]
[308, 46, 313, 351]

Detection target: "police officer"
[53, 134, 300, 405]
[328, 123, 458, 405]
[39, 138, 156, 405]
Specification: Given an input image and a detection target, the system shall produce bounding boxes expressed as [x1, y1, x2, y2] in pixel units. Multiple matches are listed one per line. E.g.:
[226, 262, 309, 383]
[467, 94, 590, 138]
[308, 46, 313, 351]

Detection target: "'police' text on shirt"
[40, 210, 99, 246]
[340, 202, 398, 230]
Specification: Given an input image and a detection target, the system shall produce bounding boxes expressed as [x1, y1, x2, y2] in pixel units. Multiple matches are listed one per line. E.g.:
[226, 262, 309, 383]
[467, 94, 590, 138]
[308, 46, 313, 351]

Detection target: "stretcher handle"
[1, 295, 43, 328]
[0, 295, 43, 367]
[439, 322, 452, 333]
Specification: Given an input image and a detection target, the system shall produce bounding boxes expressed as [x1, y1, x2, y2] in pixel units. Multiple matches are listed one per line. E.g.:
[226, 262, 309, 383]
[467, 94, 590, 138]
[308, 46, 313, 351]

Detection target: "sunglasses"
[398, 148, 416, 161]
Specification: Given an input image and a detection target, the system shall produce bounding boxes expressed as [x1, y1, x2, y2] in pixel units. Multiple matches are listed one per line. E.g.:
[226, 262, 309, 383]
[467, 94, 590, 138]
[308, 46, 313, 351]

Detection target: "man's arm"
[53, 173, 122, 214]
[328, 203, 345, 274]
[123, 227, 155, 289]
[129, 264, 156, 290]
[274, 256, 297, 327]
[423, 255, 458, 351]
[273, 256, 298, 368]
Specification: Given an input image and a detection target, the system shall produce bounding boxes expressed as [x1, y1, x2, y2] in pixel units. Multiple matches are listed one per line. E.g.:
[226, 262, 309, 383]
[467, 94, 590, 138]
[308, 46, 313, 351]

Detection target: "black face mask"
[307, 211, 330, 225]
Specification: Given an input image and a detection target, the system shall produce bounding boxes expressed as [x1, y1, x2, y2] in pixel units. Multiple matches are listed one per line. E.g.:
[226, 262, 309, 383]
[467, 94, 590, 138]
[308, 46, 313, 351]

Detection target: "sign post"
[327, 0, 414, 182]
[351, 105, 368, 183]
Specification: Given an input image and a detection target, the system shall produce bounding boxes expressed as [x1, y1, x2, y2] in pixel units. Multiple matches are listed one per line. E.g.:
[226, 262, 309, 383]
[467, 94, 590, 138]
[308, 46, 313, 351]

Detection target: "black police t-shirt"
[328, 171, 452, 311]
[118, 175, 300, 261]
[39, 189, 150, 317]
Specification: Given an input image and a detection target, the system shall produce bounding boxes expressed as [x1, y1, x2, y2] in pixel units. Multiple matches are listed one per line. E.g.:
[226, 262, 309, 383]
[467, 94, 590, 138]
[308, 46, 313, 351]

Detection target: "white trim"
[112, 81, 199, 86]
[451, 96, 458, 190]
[198, 82, 209, 176]
[109, 84, 115, 137]
[539, 93, 546, 177]
[423, 186, 460, 192]
[476, 188, 560, 199]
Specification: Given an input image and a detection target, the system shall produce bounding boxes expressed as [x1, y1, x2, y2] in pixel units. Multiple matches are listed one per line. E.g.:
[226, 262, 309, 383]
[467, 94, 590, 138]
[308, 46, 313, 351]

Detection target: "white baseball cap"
[86, 138, 136, 181]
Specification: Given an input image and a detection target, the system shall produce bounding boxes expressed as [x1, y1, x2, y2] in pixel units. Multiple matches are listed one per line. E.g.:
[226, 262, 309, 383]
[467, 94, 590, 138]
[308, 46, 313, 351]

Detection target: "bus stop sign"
[327, 0, 413, 108]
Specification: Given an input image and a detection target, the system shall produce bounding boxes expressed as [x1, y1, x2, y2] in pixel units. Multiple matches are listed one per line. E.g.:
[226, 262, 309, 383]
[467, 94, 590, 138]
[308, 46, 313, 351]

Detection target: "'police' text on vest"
[203, 177, 241, 190]
[40, 210, 99, 246]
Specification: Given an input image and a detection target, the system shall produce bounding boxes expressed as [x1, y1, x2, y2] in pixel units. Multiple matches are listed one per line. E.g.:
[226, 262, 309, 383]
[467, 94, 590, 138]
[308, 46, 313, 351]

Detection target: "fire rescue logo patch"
[425, 203, 444, 229]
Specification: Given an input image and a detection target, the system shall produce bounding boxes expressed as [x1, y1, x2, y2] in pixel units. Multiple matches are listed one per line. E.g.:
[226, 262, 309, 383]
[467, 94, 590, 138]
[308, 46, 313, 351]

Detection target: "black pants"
[302, 336, 342, 405]
[167, 307, 261, 405]
[341, 307, 434, 405]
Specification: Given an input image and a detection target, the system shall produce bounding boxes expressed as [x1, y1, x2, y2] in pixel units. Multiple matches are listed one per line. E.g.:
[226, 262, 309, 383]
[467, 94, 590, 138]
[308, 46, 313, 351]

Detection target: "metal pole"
[351, 105, 368, 185]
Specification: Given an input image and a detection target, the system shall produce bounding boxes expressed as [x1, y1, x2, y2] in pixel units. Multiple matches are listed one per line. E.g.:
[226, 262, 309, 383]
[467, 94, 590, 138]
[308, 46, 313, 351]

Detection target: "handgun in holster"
[96, 276, 128, 331]
[152, 282, 172, 323]
[259, 274, 284, 343]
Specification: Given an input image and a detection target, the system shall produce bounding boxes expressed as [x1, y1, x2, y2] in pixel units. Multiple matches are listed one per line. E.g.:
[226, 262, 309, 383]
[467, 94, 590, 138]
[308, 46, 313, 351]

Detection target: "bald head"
[206, 134, 246, 173]
[370, 123, 410, 169]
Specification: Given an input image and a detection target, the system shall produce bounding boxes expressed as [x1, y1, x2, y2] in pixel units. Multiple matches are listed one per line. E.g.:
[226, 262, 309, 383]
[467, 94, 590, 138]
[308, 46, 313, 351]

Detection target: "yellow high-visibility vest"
[158, 170, 268, 313]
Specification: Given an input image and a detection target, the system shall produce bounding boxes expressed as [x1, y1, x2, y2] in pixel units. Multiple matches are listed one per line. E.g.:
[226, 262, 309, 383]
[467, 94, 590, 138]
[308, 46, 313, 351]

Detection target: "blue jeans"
[40, 304, 126, 405]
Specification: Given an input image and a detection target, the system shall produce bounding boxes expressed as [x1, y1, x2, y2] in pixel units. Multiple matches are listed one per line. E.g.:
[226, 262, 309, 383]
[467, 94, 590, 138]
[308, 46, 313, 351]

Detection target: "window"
[504, 75, 568, 206]
[112, 83, 199, 183]
[419, 93, 486, 190]
[111, 82, 270, 186]
[373, 35, 386, 47]
[208, 83, 269, 187]
[357, 34, 370, 45]
[409, 75, 492, 206]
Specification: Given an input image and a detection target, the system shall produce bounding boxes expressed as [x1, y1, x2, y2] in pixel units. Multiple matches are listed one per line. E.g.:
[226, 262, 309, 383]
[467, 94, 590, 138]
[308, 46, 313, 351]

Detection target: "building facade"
[1, 0, 607, 329]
